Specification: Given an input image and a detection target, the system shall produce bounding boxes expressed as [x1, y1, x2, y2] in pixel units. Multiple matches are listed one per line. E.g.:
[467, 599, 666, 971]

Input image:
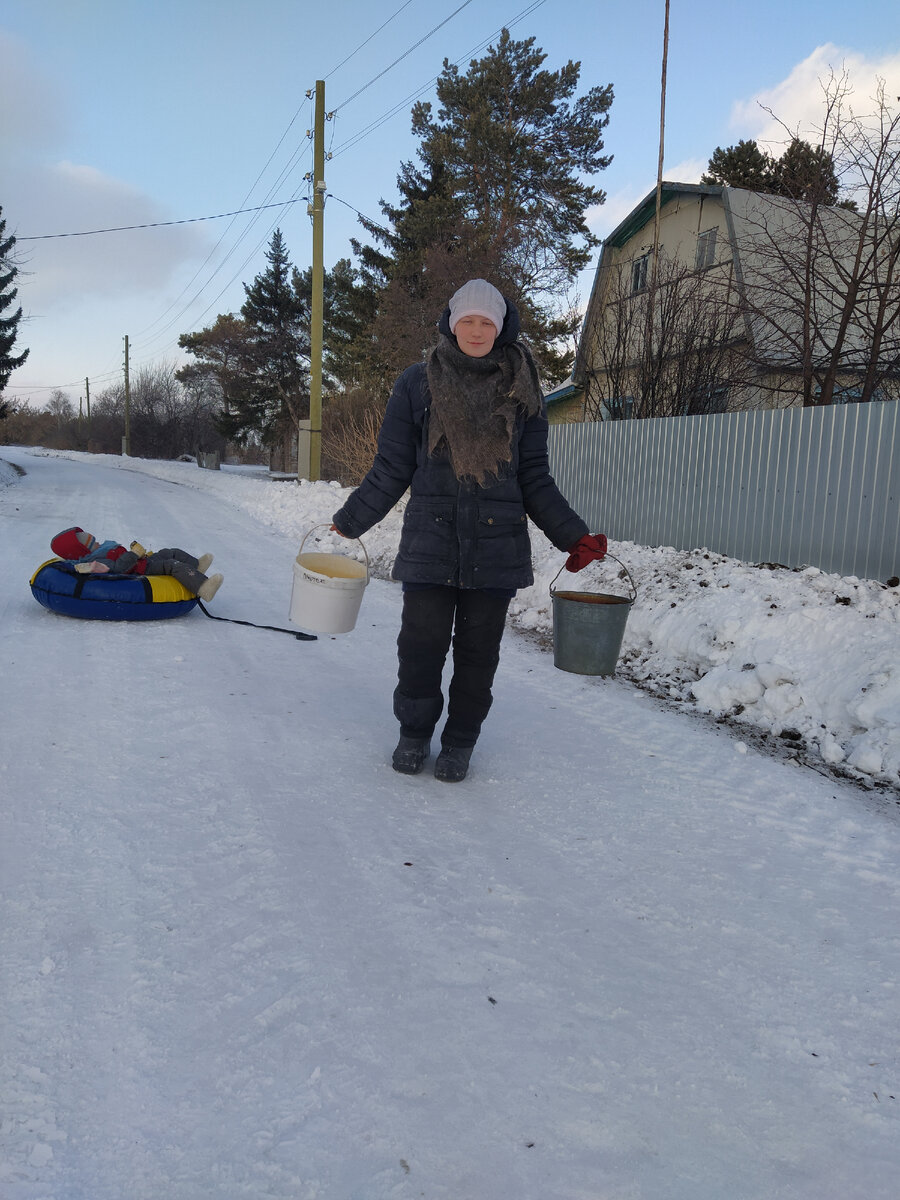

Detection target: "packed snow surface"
[2, 445, 899, 1200]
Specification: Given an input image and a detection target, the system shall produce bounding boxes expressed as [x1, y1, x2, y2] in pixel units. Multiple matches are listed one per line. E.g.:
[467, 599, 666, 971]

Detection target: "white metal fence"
[547, 401, 900, 583]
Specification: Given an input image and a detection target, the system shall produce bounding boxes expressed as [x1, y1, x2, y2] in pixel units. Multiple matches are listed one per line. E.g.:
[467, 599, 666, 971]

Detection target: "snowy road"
[2, 449, 899, 1199]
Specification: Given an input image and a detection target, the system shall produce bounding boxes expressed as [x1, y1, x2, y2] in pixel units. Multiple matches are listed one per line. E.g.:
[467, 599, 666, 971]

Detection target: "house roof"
[575, 181, 871, 383]
[545, 380, 582, 407]
[604, 182, 723, 248]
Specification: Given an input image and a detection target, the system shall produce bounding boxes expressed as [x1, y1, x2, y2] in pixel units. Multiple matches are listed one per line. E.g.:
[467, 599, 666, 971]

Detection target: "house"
[565, 182, 897, 420]
[544, 377, 584, 423]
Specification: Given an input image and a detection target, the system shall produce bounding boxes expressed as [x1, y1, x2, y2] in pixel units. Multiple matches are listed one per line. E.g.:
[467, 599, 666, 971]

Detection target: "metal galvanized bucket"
[550, 553, 636, 677]
[289, 525, 369, 635]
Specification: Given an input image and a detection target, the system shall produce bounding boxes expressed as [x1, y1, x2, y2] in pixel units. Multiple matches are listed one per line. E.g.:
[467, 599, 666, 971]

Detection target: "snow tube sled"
[30, 559, 199, 621]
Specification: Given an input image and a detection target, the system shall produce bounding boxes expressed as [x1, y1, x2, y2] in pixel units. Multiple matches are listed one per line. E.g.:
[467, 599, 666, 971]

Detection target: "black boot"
[392, 736, 430, 775]
[434, 744, 473, 783]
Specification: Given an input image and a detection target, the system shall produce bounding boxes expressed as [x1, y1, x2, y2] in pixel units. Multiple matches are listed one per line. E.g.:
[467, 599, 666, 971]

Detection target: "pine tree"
[0, 206, 29, 398]
[350, 30, 613, 379]
[701, 140, 775, 191]
[701, 138, 843, 206]
[772, 138, 841, 205]
[411, 31, 612, 294]
[177, 313, 256, 427]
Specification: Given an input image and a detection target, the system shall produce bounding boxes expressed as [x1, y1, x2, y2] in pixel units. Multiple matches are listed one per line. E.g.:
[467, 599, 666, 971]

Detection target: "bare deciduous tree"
[321, 387, 385, 486]
[46, 389, 74, 429]
[734, 73, 900, 406]
[582, 251, 754, 420]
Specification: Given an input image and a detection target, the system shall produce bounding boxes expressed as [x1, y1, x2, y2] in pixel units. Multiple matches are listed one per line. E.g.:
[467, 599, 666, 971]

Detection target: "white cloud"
[1, 27, 212, 399]
[2, 27, 210, 318]
[664, 157, 707, 186]
[730, 44, 900, 153]
[13, 160, 210, 313]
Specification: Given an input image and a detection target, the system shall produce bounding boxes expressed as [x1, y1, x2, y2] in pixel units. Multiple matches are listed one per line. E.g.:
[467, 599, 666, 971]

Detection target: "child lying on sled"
[50, 527, 224, 603]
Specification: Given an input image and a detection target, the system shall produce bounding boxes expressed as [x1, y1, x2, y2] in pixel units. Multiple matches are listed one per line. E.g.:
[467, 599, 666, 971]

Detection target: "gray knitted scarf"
[425, 334, 543, 485]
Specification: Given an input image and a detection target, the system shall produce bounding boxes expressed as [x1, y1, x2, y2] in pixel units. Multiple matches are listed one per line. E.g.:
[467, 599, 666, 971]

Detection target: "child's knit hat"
[51, 527, 95, 560]
[448, 279, 507, 335]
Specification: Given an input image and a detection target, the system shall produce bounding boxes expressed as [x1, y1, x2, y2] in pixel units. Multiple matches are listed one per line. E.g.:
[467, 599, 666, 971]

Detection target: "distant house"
[544, 377, 584, 423]
[565, 182, 898, 421]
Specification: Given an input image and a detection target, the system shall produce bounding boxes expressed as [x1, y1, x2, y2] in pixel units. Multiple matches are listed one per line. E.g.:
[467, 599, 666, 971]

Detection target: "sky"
[2, 0, 899, 408]
[2, 446, 899, 1194]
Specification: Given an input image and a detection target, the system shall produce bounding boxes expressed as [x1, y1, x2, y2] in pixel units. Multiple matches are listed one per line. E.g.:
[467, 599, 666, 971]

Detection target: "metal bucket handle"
[299, 523, 370, 584]
[550, 552, 636, 603]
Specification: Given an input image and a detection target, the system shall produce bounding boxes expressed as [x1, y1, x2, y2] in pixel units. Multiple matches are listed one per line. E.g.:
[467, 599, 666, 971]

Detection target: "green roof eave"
[605, 187, 680, 248]
[604, 182, 724, 249]
[545, 382, 582, 406]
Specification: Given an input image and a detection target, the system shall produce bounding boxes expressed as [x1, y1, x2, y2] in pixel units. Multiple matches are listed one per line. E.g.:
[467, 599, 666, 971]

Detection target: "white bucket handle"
[550, 552, 636, 602]
[299, 523, 370, 584]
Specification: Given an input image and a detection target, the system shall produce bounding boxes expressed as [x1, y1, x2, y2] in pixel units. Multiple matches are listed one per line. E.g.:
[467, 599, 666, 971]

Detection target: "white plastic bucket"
[289, 527, 369, 634]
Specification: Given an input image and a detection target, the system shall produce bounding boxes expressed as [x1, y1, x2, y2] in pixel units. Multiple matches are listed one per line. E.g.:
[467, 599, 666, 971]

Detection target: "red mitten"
[565, 534, 608, 572]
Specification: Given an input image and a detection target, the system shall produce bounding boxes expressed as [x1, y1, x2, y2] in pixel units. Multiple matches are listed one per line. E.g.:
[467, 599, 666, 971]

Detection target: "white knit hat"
[448, 279, 507, 335]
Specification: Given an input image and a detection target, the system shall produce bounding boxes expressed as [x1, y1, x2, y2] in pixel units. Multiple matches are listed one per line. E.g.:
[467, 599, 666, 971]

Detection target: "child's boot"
[198, 573, 223, 602]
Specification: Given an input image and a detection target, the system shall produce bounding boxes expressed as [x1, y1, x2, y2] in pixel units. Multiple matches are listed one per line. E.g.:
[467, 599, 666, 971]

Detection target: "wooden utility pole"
[84, 376, 91, 439]
[123, 336, 131, 456]
[307, 79, 326, 482]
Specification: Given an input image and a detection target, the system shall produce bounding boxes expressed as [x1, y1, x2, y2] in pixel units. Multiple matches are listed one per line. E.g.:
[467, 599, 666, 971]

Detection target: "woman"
[332, 279, 607, 782]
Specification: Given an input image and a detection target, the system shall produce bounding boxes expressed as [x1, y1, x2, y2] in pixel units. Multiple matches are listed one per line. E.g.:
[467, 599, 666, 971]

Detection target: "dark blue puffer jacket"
[332, 301, 589, 590]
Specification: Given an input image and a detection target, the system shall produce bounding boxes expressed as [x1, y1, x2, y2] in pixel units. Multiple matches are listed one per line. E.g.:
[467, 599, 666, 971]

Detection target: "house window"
[608, 395, 635, 420]
[684, 384, 729, 415]
[696, 228, 717, 270]
[631, 252, 651, 293]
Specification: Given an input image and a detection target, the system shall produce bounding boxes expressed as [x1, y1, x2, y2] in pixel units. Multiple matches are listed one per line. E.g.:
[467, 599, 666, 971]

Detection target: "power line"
[18, 0, 552, 393]
[327, 193, 393, 239]
[323, 0, 418, 79]
[18, 1, 546, 245]
[329, 0, 548, 157]
[331, 0, 475, 112]
[17, 198, 308, 241]
[134, 140, 314, 350]
[130, 93, 315, 350]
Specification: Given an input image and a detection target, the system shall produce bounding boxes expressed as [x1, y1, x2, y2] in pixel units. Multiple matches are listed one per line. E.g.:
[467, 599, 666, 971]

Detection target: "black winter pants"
[393, 586, 512, 749]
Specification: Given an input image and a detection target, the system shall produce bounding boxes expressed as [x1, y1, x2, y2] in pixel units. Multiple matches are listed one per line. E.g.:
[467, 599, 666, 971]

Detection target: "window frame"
[631, 252, 651, 294]
[695, 227, 718, 271]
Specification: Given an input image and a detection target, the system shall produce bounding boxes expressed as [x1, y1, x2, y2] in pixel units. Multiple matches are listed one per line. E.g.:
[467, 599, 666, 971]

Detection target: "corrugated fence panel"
[548, 403, 900, 582]
[870, 400, 900, 580]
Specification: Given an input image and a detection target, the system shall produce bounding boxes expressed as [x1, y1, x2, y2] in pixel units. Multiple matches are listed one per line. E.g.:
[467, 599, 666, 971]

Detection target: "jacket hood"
[51, 527, 91, 560]
[438, 294, 520, 348]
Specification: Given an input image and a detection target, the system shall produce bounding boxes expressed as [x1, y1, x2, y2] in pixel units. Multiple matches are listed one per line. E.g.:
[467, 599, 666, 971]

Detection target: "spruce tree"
[0, 207, 29, 397]
[232, 229, 309, 448]
[292, 257, 374, 388]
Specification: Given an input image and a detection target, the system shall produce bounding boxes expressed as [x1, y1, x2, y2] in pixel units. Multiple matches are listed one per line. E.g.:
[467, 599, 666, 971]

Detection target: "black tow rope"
[196, 600, 317, 640]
